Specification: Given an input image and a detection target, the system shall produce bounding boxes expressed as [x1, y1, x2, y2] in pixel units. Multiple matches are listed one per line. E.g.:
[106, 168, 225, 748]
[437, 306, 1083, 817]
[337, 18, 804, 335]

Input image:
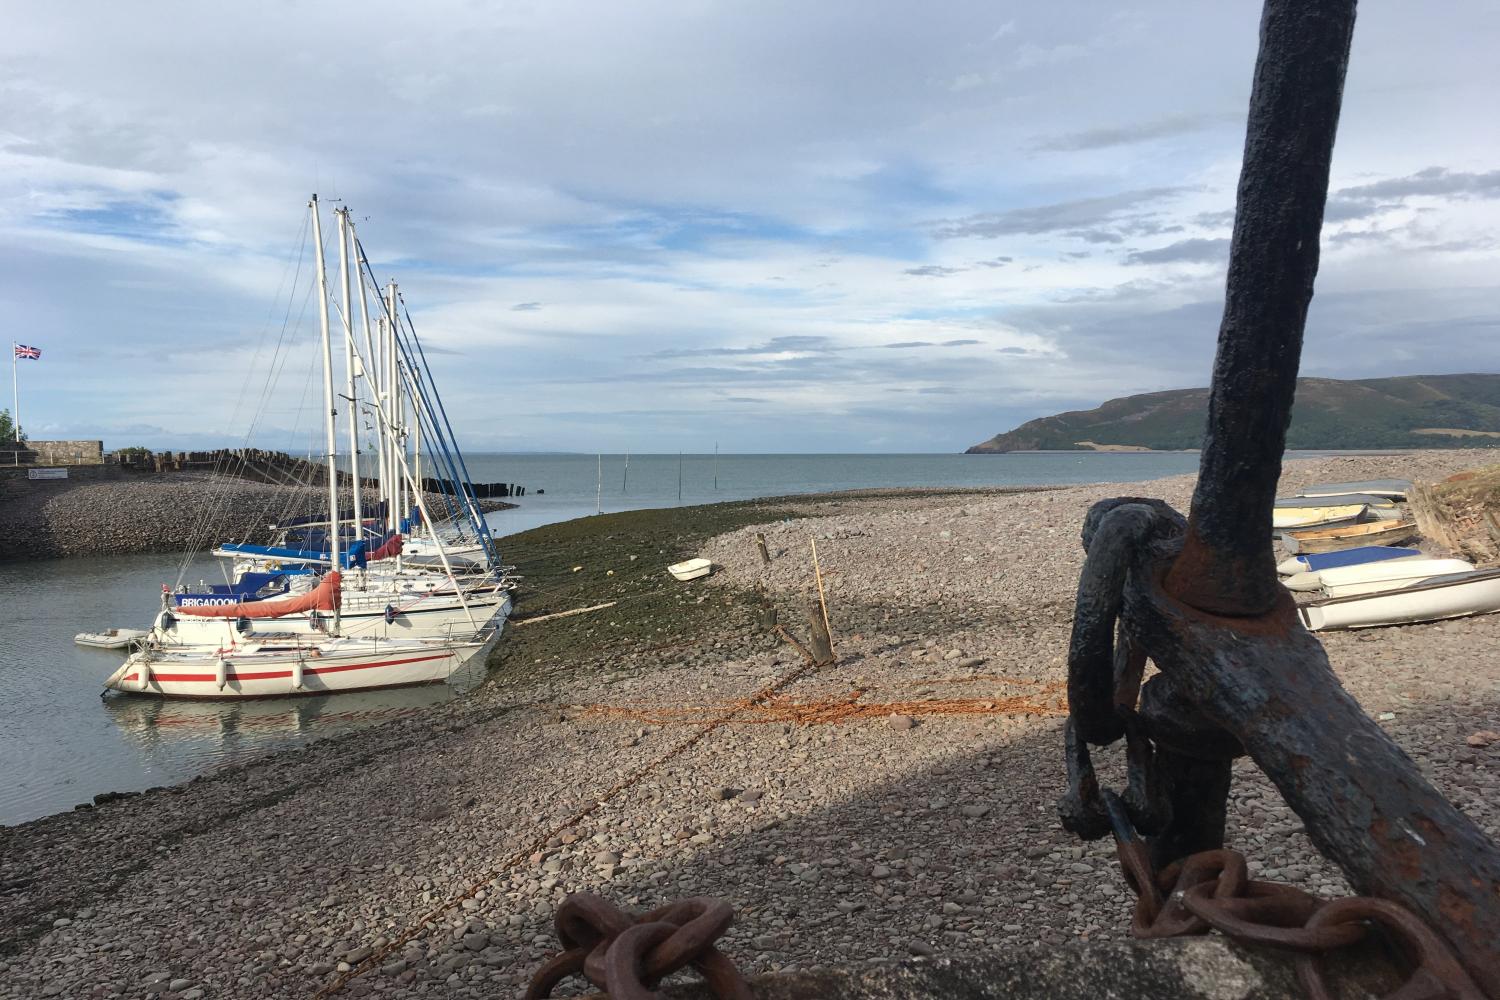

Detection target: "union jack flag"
[13, 344, 40, 360]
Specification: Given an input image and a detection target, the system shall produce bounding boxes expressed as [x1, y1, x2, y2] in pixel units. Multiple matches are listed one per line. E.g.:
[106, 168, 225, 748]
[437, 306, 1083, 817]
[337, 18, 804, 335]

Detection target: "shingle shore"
[1, 450, 1495, 999]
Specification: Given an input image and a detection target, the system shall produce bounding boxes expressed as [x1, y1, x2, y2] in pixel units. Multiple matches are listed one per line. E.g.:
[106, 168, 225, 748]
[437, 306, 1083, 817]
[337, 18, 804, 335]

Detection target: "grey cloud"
[903, 264, 963, 277]
[646, 335, 837, 360]
[1337, 167, 1500, 202]
[511, 301, 542, 311]
[1124, 237, 1230, 265]
[976, 256, 1013, 267]
[931, 187, 1186, 240]
[882, 340, 935, 349]
[917, 386, 959, 394]
[1034, 112, 1240, 152]
[941, 339, 981, 347]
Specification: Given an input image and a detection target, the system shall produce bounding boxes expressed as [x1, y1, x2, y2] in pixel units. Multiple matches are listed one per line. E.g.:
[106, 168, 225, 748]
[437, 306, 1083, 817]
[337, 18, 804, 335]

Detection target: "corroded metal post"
[1163, 1, 1356, 617]
[1060, 1, 1500, 993]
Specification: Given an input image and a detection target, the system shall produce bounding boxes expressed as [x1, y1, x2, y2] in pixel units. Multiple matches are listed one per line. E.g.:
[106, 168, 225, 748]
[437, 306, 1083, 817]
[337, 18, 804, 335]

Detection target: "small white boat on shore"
[1277, 546, 1423, 575]
[1299, 568, 1500, 631]
[1295, 479, 1410, 501]
[1273, 504, 1368, 531]
[1282, 519, 1418, 554]
[1282, 557, 1472, 594]
[75, 628, 150, 650]
[668, 558, 713, 582]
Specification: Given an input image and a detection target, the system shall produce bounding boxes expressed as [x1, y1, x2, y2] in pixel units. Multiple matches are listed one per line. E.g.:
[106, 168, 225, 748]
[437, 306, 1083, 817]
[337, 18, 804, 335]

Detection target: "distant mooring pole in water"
[713, 441, 719, 490]
[596, 452, 602, 515]
[677, 451, 683, 503]
[622, 448, 629, 493]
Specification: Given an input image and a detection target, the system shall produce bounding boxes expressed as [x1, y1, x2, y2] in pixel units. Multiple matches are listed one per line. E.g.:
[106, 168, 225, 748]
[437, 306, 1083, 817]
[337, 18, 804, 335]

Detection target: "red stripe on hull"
[121, 652, 452, 685]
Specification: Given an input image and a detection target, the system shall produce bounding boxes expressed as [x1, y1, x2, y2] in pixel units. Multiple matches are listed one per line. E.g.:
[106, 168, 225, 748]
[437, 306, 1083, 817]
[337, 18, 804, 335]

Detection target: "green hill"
[965, 374, 1500, 453]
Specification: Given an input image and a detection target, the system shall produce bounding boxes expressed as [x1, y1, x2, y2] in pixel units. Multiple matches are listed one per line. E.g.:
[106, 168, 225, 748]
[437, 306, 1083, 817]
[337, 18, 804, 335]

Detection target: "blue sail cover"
[172, 571, 300, 608]
[218, 538, 375, 569]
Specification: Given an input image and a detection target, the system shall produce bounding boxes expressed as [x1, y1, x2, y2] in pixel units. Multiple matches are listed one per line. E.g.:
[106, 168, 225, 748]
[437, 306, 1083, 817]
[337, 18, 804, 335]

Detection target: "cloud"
[1034, 112, 1240, 152]
[1124, 237, 1230, 265]
[882, 341, 934, 349]
[510, 301, 542, 311]
[931, 187, 1187, 241]
[1336, 167, 1500, 203]
[941, 339, 981, 347]
[903, 264, 962, 277]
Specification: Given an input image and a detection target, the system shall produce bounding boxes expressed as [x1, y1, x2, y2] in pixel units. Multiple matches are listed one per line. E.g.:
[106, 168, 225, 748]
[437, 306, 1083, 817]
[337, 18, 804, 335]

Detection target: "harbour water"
[0, 451, 1208, 826]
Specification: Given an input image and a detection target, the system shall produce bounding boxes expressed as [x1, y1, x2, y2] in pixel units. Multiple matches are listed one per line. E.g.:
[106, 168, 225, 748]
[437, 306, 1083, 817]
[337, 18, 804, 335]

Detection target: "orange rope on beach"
[569, 679, 1068, 726]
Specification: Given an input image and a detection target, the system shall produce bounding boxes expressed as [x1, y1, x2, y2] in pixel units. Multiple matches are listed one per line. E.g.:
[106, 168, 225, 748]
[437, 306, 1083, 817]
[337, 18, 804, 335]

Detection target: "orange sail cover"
[177, 572, 342, 618]
[368, 534, 403, 561]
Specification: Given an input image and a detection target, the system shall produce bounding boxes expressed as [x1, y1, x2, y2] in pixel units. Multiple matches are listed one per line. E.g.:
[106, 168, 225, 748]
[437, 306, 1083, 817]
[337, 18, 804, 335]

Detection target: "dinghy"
[1295, 479, 1410, 501]
[75, 628, 150, 650]
[1298, 568, 1500, 631]
[1274, 493, 1397, 509]
[1277, 546, 1422, 576]
[1282, 519, 1418, 554]
[1282, 557, 1472, 595]
[668, 558, 713, 582]
[1272, 504, 1368, 531]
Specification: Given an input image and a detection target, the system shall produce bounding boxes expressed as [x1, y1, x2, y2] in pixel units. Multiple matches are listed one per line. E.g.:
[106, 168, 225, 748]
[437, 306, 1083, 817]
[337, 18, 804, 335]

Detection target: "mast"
[337, 208, 362, 551]
[309, 195, 341, 632]
[350, 222, 390, 537]
[622, 449, 629, 493]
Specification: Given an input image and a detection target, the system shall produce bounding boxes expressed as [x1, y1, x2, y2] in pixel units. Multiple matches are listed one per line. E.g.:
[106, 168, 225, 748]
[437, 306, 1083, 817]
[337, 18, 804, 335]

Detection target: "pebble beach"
[2, 450, 1497, 999]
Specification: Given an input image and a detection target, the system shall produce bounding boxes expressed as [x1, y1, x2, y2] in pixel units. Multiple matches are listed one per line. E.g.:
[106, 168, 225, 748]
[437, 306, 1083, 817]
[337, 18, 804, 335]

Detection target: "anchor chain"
[1101, 790, 1485, 1000]
[525, 893, 752, 1000]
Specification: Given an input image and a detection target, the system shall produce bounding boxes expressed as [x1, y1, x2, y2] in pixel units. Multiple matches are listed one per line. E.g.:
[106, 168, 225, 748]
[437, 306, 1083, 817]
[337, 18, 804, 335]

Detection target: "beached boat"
[1272, 504, 1368, 531]
[1298, 568, 1500, 631]
[1274, 493, 1397, 509]
[1282, 519, 1418, 554]
[669, 558, 713, 581]
[104, 196, 508, 700]
[1282, 557, 1472, 594]
[102, 631, 494, 699]
[75, 628, 150, 650]
[1295, 479, 1410, 501]
[1277, 546, 1422, 575]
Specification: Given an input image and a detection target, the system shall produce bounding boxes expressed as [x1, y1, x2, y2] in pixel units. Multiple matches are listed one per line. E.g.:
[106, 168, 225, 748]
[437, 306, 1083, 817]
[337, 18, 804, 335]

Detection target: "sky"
[2, 1, 1497, 454]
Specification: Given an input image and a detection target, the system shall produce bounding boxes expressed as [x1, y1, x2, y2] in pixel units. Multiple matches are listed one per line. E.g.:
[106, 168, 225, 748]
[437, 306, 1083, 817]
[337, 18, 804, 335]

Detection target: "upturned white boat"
[75, 628, 150, 650]
[1295, 479, 1410, 501]
[1282, 519, 1418, 554]
[1273, 504, 1367, 531]
[1277, 546, 1423, 575]
[1298, 569, 1500, 631]
[1274, 493, 1396, 509]
[103, 632, 492, 699]
[668, 558, 712, 581]
[1282, 557, 1472, 593]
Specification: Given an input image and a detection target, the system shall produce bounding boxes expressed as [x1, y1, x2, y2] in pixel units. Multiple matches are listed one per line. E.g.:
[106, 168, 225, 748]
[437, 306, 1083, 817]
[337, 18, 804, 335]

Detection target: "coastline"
[2, 450, 1497, 998]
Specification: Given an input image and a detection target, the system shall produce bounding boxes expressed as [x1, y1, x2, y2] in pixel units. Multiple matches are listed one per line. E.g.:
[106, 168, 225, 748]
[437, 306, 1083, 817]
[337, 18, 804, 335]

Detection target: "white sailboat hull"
[103, 636, 491, 699]
[1298, 569, 1500, 631]
[162, 587, 512, 646]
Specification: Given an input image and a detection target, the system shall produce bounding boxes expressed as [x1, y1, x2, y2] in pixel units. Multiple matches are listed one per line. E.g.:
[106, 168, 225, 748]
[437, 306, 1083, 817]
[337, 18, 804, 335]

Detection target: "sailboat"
[104, 196, 509, 698]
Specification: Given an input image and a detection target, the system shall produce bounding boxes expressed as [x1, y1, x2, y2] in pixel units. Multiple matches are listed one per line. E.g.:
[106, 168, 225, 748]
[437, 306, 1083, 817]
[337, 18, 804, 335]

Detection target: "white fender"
[134, 657, 152, 693]
[215, 655, 228, 691]
[291, 656, 304, 691]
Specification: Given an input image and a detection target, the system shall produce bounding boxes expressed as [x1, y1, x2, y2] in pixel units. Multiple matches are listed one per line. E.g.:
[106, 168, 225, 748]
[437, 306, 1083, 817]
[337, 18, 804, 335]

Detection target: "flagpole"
[10, 343, 18, 444]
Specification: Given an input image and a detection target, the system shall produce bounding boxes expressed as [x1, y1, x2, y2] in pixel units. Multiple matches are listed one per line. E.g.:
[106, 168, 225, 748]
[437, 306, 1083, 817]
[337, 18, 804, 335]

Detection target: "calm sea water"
[0, 451, 1207, 826]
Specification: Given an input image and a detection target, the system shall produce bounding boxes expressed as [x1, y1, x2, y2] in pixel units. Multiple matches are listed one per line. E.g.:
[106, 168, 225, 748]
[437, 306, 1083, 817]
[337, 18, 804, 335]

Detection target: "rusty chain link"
[526, 893, 752, 1000]
[1100, 789, 1486, 1000]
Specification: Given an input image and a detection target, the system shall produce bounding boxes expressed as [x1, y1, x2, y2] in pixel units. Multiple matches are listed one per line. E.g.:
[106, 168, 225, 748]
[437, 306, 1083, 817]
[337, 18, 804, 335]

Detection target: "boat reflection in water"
[100, 680, 464, 773]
